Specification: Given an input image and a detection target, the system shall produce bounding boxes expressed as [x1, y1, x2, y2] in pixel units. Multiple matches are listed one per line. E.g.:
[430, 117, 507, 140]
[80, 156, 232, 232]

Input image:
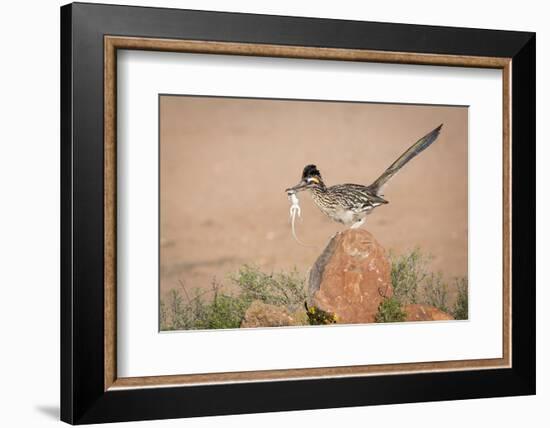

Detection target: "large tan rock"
[403, 304, 454, 321]
[308, 229, 392, 324]
[240, 300, 308, 328]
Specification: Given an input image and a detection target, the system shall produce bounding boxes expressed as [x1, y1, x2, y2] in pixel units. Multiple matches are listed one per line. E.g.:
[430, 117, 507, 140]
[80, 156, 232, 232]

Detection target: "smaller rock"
[241, 300, 308, 328]
[403, 304, 454, 321]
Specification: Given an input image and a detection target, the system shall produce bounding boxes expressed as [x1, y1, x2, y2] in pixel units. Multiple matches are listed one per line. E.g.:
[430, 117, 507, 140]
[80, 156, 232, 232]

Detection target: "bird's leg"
[350, 218, 365, 229]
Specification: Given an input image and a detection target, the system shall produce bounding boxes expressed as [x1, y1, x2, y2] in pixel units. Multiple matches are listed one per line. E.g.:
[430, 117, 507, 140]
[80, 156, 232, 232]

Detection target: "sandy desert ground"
[159, 96, 468, 301]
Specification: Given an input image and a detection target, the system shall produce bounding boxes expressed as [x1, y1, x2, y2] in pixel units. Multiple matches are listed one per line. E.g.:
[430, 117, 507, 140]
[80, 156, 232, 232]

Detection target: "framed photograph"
[60, 2, 535, 424]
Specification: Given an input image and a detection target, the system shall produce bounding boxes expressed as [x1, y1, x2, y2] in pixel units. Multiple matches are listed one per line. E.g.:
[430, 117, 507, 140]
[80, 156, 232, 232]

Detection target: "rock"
[240, 300, 308, 328]
[308, 229, 392, 324]
[403, 304, 454, 321]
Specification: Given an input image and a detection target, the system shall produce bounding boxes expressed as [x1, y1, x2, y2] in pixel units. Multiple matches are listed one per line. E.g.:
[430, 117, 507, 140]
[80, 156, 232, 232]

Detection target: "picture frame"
[60, 2, 535, 424]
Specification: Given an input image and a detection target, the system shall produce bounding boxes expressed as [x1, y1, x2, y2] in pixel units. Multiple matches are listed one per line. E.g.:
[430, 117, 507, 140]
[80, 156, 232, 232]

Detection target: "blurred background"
[160, 95, 468, 301]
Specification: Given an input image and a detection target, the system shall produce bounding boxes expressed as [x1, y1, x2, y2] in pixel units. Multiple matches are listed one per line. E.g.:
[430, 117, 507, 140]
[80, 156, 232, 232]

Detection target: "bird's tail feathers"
[368, 124, 443, 196]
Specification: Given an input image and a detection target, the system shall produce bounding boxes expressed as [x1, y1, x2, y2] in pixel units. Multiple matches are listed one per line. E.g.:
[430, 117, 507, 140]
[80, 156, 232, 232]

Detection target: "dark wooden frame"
[61, 2, 536, 424]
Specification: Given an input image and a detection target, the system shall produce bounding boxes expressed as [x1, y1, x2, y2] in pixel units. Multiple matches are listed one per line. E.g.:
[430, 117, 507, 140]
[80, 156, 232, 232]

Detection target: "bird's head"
[285, 164, 325, 194]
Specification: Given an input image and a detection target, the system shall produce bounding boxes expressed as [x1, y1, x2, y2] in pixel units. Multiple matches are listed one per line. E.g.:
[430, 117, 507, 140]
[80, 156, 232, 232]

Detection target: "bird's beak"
[285, 180, 308, 194]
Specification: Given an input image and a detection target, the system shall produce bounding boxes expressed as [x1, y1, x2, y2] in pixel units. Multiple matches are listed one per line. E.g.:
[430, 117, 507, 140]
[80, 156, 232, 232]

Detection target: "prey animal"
[285, 124, 443, 229]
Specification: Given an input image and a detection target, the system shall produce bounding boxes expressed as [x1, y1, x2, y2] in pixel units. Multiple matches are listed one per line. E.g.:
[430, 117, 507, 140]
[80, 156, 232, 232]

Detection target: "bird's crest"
[302, 164, 321, 180]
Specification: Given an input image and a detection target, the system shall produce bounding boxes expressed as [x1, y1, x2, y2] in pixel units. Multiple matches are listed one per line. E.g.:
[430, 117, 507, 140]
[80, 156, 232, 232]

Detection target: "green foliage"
[452, 277, 469, 320]
[379, 248, 469, 322]
[229, 265, 306, 310]
[375, 297, 407, 323]
[423, 273, 449, 313]
[305, 302, 337, 325]
[201, 292, 251, 329]
[160, 280, 247, 330]
[389, 248, 431, 304]
[160, 253, 469, 330]
[160, 265, 307, 331]
[159, 299, 167, 329]
[163, 288, 203, 330]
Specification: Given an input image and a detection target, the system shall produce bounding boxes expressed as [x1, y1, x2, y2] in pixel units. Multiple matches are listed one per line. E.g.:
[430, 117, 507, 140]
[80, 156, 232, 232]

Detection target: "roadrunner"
[285, 124, 443, 229]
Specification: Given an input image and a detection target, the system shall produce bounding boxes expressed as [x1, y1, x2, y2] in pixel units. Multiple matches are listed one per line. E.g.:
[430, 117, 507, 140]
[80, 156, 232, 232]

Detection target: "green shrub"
[163, 287, 210, 330]
[423, 272, 449, 313]
[388, 248, 469, 320]
[452, 277, 469, 320]
[160, 265, 307, 331]
[200, 292, 251, 329]
[160, 254, 469, 330]
[230, 265, 306, 310]
[375, 297, 407, 323]
[389, 248, 431, 304]
[160, 299, 167, 329]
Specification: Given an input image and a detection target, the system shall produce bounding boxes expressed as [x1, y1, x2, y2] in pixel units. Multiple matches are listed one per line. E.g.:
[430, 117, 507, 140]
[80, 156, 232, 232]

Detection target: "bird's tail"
[368, 124, 443, 196]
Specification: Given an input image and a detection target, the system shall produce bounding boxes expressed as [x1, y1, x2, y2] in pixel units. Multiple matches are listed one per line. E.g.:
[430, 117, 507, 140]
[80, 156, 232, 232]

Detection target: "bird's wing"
[331, 184, 388, 211]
